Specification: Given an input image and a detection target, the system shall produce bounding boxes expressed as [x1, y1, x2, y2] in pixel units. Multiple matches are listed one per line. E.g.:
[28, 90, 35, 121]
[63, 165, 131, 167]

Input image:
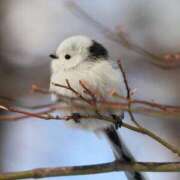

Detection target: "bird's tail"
[104, 127, 146, 180]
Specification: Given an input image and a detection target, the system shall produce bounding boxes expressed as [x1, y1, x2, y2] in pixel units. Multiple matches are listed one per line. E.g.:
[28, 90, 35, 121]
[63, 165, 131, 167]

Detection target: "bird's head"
[50, 35, 108, 72]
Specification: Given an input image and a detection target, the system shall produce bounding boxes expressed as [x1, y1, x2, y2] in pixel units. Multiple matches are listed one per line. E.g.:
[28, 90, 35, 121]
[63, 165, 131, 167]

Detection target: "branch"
[0, 161, 180, 180]
[0, 84, 177, 118]
[117, 60, 131, 99]
[0, 104, 180, 156]
[2, 94, 180, 118]
[117, 60, 180, 156]
[0, 108, 55, 121]
[117, 60, 141, 127]
[122, 122, 180, 156]
[2, 77, 180, 157]
[1, 64, 180, 156]
[52, 79, 93, 105]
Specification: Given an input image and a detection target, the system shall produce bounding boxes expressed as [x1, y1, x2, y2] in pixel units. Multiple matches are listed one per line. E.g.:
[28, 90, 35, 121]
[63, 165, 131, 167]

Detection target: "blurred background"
[0, 0, 180, 179]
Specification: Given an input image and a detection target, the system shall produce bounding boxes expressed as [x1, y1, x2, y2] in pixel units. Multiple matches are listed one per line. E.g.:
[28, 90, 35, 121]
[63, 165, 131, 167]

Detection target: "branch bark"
[0, 161, 180, 180]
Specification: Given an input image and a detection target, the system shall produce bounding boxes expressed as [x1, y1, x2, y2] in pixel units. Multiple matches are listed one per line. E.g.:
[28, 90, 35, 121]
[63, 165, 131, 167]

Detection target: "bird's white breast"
[50, 61, 124, 130]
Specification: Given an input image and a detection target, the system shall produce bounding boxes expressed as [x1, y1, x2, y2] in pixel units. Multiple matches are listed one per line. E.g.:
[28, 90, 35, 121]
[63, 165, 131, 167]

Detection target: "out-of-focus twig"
[67, 1, 180, 68]
[163, 53, 180, 68]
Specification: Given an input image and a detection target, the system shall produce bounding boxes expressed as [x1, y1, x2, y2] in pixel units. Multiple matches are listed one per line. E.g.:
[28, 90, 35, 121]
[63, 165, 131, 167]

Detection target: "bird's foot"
[71, 113, 81, 123]
[111, 113, 124, 129]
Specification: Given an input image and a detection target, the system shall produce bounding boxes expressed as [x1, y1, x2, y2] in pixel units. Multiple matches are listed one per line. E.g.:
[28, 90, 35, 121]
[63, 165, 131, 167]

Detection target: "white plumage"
[49, 35, 145, 180]
[50, 35, 125, 130]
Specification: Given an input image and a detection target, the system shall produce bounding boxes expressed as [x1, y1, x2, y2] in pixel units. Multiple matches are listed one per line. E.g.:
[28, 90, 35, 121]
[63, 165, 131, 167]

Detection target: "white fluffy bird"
[49, 35, 145, 180]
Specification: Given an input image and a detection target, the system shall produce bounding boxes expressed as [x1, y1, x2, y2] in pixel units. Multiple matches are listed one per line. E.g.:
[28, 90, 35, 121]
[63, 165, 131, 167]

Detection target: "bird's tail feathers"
[104, 127, 146, 180]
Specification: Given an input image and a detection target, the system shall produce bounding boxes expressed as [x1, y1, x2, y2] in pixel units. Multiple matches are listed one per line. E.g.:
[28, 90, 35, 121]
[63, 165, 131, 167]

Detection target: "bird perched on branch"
[49, 35, 145, 180]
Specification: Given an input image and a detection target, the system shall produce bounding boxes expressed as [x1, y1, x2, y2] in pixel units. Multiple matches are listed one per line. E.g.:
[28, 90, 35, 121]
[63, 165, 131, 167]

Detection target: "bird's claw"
[111, 113, 124, 129]
[71, 113, 81, 123]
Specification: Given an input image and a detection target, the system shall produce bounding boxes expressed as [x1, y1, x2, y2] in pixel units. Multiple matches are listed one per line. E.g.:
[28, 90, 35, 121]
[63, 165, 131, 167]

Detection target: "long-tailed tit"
[49, 35, 145, 180]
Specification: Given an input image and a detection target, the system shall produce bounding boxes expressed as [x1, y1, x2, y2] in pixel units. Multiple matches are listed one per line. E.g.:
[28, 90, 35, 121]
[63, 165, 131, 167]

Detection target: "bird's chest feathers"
[50, 68, 99, 97]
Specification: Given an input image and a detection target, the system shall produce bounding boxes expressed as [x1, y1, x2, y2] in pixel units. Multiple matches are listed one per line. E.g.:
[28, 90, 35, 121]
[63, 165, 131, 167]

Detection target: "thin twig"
[122, 122, 180, 156]
[79, 80, 97, 103]
[0, 104, 180, 156]
[52, 80, 92, 105]
[117, 60, 131, 99]
[33, 79, 180, 156]
[0, 108, 55, 121]
[117, 60, 180, 156]
[117, 60, 141, 127]
[32, 84, 180, 115]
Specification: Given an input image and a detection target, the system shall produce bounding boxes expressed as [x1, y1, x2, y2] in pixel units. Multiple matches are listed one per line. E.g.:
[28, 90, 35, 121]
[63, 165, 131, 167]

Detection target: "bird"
[49, 35, 145, 180]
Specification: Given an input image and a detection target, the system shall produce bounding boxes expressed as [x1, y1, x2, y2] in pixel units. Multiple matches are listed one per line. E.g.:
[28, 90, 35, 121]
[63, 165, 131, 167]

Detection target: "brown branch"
[48, 85, 180, 117]
[117, 60, 141, 128]
[0, 108, 55, 121]
[32, 84, 79, 105]
[8, 78, 180, 156]
[52, 80, 93, 105]
[32, 84, 180, 115]
[0, 105, 115, 124]
[0, 105, 55, 120]
[2, 75, 180, 156]
[0, 161, 180, 180]
[1, 104, 180, 156]
[117, 60, 131, 99]
[122, 122, 180, 156]
[131, 99, 180, 112]
[117, 60, 180, 156]
[79, 80, 97, 103]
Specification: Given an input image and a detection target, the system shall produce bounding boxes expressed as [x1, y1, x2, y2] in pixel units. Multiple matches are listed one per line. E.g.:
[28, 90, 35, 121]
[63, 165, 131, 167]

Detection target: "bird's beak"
[49, 54, 59, 59]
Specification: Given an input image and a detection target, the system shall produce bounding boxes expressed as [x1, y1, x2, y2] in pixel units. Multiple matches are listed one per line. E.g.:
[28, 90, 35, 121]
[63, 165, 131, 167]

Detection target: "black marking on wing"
[89, 40, 108, 59]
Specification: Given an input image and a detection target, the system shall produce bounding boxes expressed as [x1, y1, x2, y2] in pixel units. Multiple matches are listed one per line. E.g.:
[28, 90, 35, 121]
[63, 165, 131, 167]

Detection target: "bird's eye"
[65, 54, 71, 60]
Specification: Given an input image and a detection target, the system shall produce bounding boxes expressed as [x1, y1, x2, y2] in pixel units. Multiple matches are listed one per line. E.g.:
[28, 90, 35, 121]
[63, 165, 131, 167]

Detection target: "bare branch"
[0, 104, 180, 156]
[32, 84, 180, 117]
[117, 60, 141, 128]
[52, 80, 92, 105]
[0, 161, 180, 180]
[117, 60, 131, 99]
[117, 60, 180, 156]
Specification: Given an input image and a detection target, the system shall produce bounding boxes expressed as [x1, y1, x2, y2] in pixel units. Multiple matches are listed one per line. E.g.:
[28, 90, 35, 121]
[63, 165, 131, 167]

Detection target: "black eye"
[65, 54, 71, 60]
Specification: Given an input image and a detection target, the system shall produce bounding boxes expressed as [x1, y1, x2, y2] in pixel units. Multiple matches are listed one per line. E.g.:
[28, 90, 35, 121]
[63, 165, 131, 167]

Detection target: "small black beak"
[49, 54, 59, 59]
